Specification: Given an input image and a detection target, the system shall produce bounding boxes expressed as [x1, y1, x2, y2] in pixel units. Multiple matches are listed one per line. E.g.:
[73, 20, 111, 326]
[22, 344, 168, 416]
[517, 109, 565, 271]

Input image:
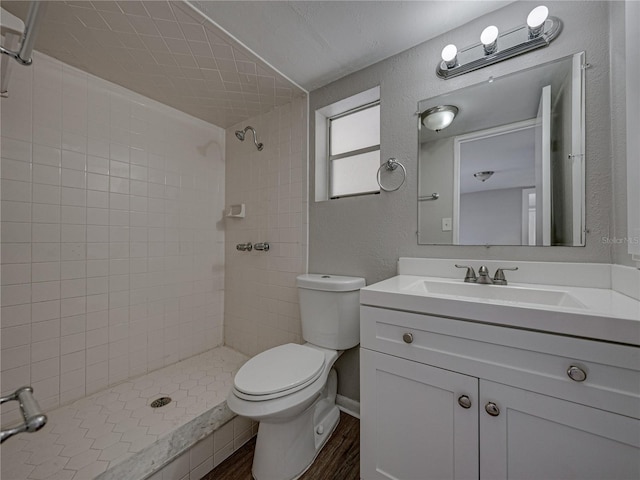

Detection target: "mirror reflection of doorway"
[454, 121, 537, 245]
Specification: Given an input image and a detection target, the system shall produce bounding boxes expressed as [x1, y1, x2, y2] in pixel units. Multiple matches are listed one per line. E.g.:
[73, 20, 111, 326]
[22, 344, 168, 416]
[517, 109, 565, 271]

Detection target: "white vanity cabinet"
[360, 305, 640, 480]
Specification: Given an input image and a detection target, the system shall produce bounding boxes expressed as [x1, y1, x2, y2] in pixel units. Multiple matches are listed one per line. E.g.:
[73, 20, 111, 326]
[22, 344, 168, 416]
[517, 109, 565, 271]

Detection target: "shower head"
[234, 126, 264, 151]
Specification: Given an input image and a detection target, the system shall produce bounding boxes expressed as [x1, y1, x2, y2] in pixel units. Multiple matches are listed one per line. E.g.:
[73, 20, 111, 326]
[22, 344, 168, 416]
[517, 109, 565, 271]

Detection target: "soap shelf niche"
[225, 204, 245, 218]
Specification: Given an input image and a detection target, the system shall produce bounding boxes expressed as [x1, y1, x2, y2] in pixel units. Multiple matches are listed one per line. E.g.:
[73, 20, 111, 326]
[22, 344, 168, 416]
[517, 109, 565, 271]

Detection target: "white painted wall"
[309, 0, 624, 400]
[1, 52, 226, 426]
[459, 188, 523, 245]
[418, 138, 454, 244]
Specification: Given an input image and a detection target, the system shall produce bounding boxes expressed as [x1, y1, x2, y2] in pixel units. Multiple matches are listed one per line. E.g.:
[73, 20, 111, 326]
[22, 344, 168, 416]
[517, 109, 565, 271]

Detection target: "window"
[314, 87, 381, 202]
[328, 102, 380, 198]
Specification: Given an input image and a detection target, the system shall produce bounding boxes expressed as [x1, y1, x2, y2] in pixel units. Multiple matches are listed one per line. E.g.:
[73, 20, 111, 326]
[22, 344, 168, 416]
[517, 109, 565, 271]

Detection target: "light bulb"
[441, 44, 457, 69]
[527, 5, 549, 38]
[481, 25, 499, 55]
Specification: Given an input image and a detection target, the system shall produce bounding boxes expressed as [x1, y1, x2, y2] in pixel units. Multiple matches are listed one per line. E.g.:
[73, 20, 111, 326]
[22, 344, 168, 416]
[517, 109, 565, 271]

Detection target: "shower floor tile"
[1, 346, 248, 480]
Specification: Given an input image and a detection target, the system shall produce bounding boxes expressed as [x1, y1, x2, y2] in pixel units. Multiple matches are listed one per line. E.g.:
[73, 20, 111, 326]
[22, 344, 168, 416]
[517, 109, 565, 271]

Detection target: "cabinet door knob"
[402, 332, 414, 344]
[567, 365, 587, 382]
[485, 402, 500, 416]
[458, 395, 472, 409]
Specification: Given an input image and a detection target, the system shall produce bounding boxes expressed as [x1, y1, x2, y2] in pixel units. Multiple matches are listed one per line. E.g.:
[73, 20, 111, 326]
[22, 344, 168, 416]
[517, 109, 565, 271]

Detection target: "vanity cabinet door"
[479, 380, 640, 480]
[360, 349, 479, 480]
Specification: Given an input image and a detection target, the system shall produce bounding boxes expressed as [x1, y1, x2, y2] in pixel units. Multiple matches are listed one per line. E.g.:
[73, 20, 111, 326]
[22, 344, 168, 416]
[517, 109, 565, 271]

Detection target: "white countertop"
[361, 275, 640, 346]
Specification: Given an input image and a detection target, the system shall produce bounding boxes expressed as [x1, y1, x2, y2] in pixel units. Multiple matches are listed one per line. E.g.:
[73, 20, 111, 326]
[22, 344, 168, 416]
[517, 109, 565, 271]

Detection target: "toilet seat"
[233, 344, 326, 401]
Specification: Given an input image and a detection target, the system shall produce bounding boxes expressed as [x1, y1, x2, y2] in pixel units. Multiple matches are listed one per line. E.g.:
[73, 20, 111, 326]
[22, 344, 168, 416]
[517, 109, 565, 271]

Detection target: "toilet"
[226, 273, 365, 480]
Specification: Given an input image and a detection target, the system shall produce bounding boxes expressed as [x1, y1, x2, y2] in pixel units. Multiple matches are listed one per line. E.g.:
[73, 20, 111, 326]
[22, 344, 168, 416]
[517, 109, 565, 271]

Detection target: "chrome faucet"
[455, 264, 518, 285]
[477, 265, 493, 284]
[492, 266, 519, 285]
[455, 264, 477, 282]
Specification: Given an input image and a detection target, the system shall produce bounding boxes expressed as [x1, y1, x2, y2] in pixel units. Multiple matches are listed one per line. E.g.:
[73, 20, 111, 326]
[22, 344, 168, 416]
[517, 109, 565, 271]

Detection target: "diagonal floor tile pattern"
[1, 346, 248, 480]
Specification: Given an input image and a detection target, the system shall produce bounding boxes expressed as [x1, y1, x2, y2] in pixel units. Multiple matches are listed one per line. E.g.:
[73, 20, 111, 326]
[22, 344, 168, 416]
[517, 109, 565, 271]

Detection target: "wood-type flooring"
[202, 412, 359, 480]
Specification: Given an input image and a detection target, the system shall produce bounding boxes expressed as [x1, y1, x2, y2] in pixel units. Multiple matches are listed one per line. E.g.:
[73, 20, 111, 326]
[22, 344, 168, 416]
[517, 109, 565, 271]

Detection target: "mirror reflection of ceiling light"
[437, 5, 561, 80]
[474, 171, 495, 182]
[421, 105, 459, 132]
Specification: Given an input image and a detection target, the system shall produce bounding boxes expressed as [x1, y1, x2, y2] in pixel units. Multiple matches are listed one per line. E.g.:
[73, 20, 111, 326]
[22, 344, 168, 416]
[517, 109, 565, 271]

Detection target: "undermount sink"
[405, 279, 587, 309]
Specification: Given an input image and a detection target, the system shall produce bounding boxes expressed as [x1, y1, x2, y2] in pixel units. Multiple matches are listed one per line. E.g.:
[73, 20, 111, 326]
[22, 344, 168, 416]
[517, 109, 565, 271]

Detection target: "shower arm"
[237, 126, 264, 151]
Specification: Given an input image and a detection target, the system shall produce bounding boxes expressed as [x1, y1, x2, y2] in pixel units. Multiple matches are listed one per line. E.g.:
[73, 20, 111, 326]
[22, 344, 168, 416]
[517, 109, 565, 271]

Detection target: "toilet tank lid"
[296, 274, 365, 292]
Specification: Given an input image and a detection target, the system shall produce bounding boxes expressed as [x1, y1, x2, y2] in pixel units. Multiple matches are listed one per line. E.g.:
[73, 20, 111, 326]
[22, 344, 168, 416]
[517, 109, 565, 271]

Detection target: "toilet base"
[251, 369, 340, 480]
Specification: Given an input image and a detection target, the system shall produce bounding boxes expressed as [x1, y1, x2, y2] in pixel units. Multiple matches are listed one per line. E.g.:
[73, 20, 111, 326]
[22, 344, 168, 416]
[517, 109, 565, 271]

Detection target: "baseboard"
[336, 394, 360, 419]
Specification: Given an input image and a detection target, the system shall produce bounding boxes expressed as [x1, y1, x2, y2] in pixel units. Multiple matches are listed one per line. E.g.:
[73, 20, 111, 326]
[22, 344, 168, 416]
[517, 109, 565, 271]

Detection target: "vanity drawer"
[361, 306, 640, 418]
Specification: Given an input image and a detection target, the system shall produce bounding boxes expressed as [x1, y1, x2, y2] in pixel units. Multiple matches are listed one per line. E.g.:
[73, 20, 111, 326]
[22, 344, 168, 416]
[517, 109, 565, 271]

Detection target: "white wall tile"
[32, 243, 60, 263]
[32, 164, 61, 186]
[61, 225, 86, 243]
[1, 284, 32, 307]
[87, 173, 109, 191]
[1, 304, 31, 328]
[2, 179, 32, 203]
[61, 187, 87, 207]
[1, 51, 226, 418]
[33, 203, 61, 224]
[32, 184, 60, 205]
[32, 300, 60, 323]
[1, 138, 31, 162]
[1, 325, 31, 350]
[32, 223, 60, 243]
[1, 264, 31, 286]
[1, 201, 31, 223]
[1, 159, 31, 182]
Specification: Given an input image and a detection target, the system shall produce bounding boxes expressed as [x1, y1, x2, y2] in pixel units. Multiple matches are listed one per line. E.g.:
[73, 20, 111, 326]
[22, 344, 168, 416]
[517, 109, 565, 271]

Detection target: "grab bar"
[0, 386, 47, 443]
[0, 1, 47, 66]
[418, 193, 440, 201]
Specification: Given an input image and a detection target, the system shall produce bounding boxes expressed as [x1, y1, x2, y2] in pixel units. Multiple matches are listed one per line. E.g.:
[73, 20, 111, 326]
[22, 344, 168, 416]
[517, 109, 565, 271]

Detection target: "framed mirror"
[418, 52, 586, 246]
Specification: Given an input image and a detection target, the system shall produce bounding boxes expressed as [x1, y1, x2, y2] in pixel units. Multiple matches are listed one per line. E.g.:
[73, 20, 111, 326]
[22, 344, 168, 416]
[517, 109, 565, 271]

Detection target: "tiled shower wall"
[224, 96, 308, 357]
[1, 52, 226, 427]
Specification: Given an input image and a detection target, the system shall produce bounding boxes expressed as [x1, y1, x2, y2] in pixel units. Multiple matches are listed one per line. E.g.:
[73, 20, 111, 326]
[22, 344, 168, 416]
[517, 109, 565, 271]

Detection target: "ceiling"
[194, 1, 513, 91]
[3, 1, 512, 128]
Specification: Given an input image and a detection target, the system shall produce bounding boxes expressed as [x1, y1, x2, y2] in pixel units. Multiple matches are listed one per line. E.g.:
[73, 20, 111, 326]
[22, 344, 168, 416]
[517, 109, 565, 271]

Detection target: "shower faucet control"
[254, 242, 269, 252]
[236, 242, 252, 252]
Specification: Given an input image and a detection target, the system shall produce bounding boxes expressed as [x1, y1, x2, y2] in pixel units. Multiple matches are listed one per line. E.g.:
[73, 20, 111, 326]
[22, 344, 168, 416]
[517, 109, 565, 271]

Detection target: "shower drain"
[150, 397, 172, 408]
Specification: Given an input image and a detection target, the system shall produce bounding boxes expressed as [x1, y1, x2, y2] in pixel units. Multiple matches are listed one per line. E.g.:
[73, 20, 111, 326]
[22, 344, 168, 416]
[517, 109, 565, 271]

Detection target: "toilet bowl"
[226, 274, 365, 480]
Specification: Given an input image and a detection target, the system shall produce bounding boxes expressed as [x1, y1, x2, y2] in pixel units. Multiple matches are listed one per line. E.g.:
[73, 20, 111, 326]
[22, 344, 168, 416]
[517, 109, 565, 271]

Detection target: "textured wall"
[1, 52, 225, 426]
[224, 97, 308, 357]
[309, 1, 625, 400]
[610, 1, 635, 267]
[309, 0, 620, 285]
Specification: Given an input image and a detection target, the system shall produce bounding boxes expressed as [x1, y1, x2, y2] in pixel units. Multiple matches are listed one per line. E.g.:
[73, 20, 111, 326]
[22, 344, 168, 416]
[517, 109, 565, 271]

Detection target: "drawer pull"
[402, 332, 414, 344]
[567, 365, 587, 382]
[485, 402, 500, 417]
[458, 395, 472, 409]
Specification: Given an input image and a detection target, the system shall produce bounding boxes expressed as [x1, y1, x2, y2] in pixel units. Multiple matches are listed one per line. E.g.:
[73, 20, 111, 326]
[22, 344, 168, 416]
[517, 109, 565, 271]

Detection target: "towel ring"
[377, 158, 407, 192]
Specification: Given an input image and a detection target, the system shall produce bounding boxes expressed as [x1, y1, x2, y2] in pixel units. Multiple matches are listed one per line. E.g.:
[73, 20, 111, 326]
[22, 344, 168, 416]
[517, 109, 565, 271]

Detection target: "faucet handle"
[493, 267, 518, 285]
[455, 264, 477, 283]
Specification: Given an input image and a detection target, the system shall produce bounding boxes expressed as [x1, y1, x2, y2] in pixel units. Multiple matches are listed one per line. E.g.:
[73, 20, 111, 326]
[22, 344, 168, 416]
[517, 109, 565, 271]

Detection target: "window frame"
[327, 100, 381, 199]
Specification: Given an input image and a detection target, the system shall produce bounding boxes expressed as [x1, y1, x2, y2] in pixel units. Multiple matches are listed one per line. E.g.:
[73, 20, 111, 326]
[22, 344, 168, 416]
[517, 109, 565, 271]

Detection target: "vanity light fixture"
[527, 5, 549, 39]
[474, 170, 495, 182]
[480, 26, 499, 55]
[441, 44, 458, 68]
[421, 105, 459, 132]
[436, 5, 562, 80]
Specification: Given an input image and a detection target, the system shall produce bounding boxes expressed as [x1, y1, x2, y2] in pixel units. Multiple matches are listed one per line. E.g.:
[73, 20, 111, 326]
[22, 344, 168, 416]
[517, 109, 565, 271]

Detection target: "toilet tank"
[296, 274, 366, 350]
